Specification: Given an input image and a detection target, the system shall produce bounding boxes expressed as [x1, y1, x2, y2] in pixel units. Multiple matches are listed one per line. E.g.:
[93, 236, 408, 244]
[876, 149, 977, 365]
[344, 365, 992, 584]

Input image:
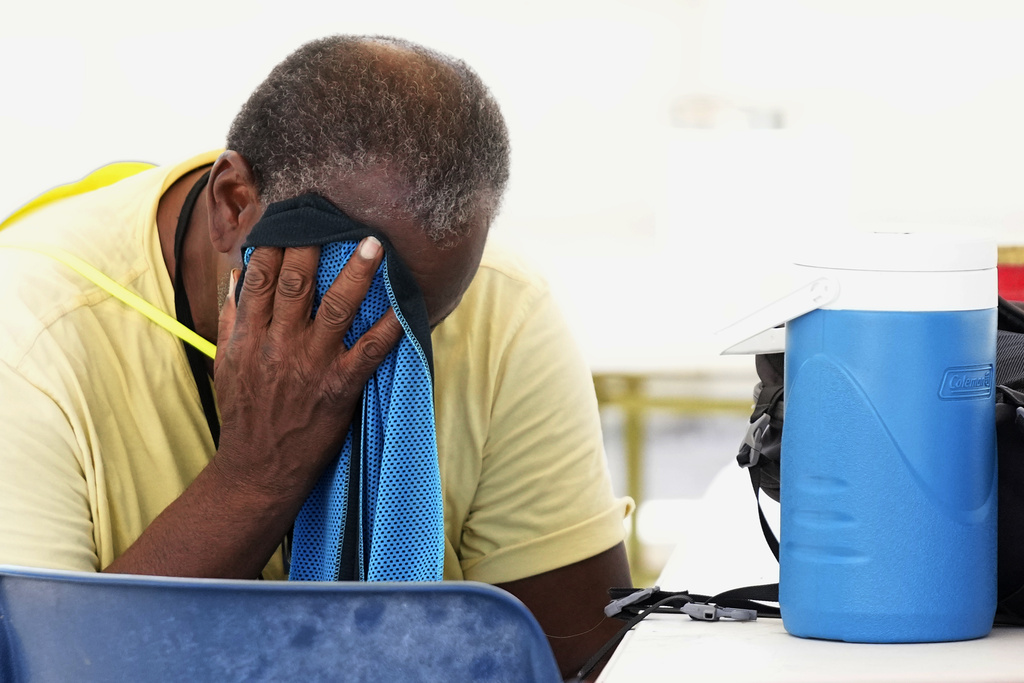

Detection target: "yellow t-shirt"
[0, 153, 632, 584]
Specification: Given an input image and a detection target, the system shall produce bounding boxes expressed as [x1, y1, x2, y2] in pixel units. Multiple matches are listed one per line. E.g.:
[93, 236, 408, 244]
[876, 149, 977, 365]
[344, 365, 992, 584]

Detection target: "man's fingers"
[234, 247, 283, 332]
[332, 308, 405, 387]
[310, 237, 385, 351]
[270, 246, 320, 335]
[215, 268, 240, 368]
[360, 308, 406, 361]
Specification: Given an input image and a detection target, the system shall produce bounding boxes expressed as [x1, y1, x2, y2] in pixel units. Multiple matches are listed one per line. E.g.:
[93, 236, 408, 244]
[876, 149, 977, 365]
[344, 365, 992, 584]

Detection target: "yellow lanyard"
[0, 162, 217, 360]
[0, 244, 216, 360]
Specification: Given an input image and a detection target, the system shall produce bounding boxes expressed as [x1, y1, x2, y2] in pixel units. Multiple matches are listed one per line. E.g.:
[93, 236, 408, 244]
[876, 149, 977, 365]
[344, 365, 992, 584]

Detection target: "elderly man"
[0, 35, 632, 676]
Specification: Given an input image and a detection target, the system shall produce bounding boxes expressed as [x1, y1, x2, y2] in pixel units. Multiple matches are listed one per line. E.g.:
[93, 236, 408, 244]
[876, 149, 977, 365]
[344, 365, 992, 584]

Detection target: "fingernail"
[228, 268, 240, 299]
[359, 236, 382, 260]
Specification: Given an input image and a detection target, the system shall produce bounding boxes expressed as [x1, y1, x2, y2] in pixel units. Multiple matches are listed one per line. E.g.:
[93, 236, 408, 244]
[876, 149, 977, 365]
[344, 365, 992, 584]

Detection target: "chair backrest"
[0, 565, 561, 683]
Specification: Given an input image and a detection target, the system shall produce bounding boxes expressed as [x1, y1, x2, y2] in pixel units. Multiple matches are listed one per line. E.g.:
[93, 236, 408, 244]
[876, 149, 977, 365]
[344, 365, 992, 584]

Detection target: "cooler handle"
[717, 277, 839, 355]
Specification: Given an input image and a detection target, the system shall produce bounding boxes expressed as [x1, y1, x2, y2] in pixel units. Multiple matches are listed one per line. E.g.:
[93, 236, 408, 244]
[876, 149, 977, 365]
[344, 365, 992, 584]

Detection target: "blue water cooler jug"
[722, 232, 997, 643]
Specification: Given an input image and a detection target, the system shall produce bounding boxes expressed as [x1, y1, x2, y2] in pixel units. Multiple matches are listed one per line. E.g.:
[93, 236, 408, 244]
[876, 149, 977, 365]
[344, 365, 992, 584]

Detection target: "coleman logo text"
[939, 365, 994, 400]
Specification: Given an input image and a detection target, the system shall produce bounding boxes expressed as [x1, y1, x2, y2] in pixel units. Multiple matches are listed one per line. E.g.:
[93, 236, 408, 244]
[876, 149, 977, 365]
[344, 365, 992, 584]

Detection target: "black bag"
[736, 297, 1024, 625]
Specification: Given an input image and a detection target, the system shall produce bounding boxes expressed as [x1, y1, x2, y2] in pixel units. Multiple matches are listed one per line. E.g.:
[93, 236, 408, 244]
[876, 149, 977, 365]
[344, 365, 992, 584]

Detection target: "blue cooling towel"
[240, 195, 444, 582]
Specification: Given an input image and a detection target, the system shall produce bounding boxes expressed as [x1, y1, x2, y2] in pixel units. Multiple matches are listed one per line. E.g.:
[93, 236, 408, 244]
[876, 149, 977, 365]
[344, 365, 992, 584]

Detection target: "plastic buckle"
[604, 586, 660, 618]
[739, 413, 770, 468]
[682, 603, 758, 622]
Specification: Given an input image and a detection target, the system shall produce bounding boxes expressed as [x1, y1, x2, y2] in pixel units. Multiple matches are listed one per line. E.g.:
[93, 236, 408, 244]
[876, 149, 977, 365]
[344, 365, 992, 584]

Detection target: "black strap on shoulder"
[173, 169, 220, 448]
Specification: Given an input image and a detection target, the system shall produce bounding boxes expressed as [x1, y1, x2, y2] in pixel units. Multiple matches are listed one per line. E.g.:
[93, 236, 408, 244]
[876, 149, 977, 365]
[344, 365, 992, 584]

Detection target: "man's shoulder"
[433, 242, 558, 359]
[1, 151, 221, 236]
[0, 151, 220, 268]
[0, 151, 219, 366]
[467, 242, 551, 305]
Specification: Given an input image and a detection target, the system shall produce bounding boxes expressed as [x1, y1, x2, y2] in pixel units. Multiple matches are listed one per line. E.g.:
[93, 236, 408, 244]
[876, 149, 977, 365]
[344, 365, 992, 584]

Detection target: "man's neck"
[156, 167, 219, 356]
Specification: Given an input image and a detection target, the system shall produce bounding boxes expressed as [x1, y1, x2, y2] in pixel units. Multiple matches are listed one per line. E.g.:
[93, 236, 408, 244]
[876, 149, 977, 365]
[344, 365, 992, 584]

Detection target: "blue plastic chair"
[0, 565, 561, 682]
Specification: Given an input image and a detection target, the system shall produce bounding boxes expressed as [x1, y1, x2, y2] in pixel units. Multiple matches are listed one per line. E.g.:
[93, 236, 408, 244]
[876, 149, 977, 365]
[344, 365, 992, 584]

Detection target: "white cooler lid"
[792, 232, 995, 312]
[718, 231, 998, 354]
[793, 232, 995, 273]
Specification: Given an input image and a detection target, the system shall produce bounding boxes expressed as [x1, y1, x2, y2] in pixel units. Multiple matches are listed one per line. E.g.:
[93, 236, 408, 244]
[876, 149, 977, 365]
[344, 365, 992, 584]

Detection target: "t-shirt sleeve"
[0, 359, 99, 571]
[457, 282, 634, 584]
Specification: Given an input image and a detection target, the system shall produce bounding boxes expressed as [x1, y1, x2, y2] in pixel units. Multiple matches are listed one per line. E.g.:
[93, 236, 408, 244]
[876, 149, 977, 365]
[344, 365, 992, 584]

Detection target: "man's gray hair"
[227, 35, 510, 243]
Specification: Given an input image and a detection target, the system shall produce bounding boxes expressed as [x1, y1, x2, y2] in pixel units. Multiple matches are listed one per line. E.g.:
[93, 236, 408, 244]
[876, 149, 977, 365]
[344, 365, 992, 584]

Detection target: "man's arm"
[441, 254, 634, 679]
[497, 542, 631, 681]
[0, 360, 99, 571]
[106, 240, 403, 578]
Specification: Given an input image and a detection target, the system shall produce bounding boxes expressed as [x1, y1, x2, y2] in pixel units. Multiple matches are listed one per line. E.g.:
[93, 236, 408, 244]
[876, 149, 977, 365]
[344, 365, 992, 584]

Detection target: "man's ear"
[207, 151, 264, 254]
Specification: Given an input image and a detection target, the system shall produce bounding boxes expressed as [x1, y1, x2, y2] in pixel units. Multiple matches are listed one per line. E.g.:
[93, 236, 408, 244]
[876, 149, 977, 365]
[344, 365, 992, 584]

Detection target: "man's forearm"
[103, 455, 305, 578]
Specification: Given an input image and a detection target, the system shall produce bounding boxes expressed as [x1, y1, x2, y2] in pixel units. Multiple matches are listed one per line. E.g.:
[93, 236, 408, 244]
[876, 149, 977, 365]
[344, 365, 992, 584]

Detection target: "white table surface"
[597, 616, 1024, 683]
[597, 467, 1024, 683]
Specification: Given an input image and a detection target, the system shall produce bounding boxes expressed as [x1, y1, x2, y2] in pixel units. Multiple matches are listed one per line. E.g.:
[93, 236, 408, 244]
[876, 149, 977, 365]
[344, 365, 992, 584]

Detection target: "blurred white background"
[6, 0, 1024, 372]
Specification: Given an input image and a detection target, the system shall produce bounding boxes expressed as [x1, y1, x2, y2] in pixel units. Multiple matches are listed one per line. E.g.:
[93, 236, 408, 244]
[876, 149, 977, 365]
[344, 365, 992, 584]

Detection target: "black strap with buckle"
[569, 585, 780, 682]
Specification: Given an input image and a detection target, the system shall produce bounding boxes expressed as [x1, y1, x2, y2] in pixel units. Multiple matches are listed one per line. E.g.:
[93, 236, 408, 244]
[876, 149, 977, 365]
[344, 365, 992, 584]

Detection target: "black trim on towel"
[240, 194, 434, 379]
[337, 408, 363, 582]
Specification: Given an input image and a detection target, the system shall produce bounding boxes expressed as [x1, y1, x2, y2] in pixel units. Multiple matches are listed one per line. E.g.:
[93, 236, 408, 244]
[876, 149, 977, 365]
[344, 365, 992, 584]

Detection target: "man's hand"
[212, 239, 403, 502]
[106, 238, 403, 578]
